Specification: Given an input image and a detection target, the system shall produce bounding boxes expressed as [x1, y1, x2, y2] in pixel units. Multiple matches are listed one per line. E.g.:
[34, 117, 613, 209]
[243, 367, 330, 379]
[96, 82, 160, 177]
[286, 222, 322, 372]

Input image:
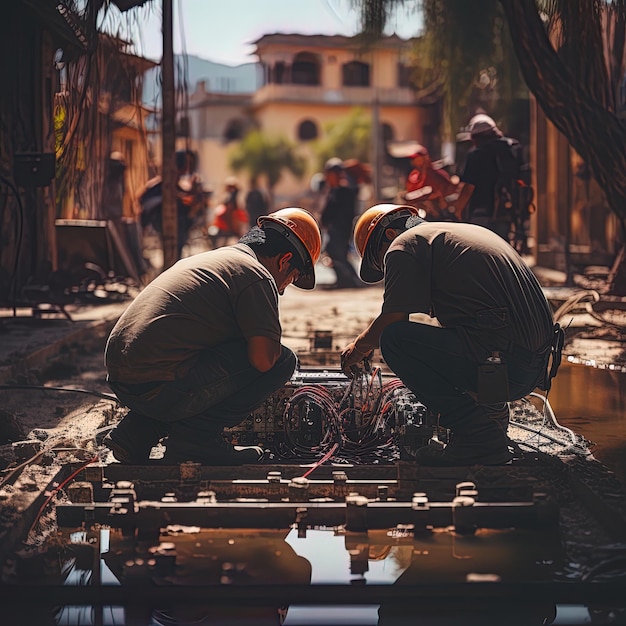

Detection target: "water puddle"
[49, 526, 563, 625]
[549, 360, 626, 485]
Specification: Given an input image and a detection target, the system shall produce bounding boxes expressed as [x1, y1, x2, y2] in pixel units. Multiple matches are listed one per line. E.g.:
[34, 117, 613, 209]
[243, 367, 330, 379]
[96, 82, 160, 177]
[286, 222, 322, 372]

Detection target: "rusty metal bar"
[56, 496, 558, 531]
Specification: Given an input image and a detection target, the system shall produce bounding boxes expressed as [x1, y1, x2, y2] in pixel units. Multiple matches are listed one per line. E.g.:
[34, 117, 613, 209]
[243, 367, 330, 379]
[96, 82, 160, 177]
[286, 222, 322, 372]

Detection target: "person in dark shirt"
[137, 150, 204, 259]
[461, 114, 523, 241]
[245, 178, 270, 229]
[320, 158, 362, 289]
[341, 203, 563, 466]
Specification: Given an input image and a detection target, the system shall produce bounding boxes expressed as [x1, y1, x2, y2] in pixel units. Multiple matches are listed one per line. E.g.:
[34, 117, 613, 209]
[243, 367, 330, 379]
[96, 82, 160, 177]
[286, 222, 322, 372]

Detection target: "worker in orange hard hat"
[341, 203, 561, 467]
[104, 207, 322, 466]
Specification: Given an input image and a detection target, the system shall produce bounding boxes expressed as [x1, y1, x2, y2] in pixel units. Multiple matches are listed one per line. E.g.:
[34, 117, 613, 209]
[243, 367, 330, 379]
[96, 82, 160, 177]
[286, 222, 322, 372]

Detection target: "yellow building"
[184, 33, 440, 211]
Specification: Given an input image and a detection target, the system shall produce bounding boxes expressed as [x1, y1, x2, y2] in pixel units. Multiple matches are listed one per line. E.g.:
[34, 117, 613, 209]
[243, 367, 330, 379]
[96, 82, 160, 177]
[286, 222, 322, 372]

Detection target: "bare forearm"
[248, 336, 281, 372]
[341, 311, 408, 375]
[355, 312, 407, 352]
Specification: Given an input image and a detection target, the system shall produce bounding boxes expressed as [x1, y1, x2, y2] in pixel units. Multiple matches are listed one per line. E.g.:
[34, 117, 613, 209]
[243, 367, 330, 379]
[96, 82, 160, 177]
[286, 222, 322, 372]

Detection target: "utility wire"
[0, 384, 118, 402]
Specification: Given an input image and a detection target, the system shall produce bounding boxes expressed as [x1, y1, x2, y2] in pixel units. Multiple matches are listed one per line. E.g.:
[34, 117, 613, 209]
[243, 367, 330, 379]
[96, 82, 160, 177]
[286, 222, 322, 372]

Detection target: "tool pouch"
[477, 352, 510, 404]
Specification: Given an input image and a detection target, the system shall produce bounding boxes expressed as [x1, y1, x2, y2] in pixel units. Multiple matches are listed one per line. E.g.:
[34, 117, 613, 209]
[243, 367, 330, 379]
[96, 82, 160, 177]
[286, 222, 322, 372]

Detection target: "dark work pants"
[108, 340, 297, 459]
[325, 225, 360, 287]
[380, 321, 543, 435]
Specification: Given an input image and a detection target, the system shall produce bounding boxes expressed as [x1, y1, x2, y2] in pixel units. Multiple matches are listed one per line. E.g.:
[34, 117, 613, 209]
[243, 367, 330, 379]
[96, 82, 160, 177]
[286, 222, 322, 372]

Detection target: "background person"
[103, 208, 322, 465]
[245, 177, 270, 230]
[137, 150, 205, 259]
[341, 203, 562, 466]
[399, 143, 473, 222]
[320, 157, 362, 289]
[209, 176, 249, 247]
[460, 113, 523, 241]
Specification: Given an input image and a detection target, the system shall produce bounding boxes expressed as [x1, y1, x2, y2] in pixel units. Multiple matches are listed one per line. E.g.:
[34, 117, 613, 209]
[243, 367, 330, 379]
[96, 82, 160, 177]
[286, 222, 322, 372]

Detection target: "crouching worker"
[104, 208, 322, 465]
[340, 204, 563, 466]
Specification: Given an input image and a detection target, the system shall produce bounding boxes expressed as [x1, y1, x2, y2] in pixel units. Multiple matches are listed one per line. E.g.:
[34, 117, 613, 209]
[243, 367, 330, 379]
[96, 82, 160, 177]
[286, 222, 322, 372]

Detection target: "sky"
[127, 0, 423, 66]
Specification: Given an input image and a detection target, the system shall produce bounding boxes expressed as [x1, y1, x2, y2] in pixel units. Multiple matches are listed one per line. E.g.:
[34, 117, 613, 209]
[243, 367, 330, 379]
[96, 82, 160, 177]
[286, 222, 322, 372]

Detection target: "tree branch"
[499, 0, 626, 221]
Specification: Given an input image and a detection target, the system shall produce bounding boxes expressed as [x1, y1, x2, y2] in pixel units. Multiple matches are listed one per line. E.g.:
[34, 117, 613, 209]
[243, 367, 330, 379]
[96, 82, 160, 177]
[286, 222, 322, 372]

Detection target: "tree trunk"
[499, 0, 626, 294]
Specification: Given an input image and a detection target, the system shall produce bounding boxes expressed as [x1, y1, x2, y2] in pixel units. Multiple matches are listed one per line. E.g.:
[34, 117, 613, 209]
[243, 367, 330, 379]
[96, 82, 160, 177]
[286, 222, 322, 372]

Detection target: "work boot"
[103, 411, 168, 464]
[414, 422, 513, 467]
[485, 402, 510, 434]
[163, 434, 264, 466]
[103, 430, 142, 464]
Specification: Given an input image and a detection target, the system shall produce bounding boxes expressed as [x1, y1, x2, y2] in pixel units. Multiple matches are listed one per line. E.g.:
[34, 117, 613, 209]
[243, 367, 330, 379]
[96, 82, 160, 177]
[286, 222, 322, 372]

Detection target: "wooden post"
[371, 92, 381, 202]
[161, 0, 177, 269]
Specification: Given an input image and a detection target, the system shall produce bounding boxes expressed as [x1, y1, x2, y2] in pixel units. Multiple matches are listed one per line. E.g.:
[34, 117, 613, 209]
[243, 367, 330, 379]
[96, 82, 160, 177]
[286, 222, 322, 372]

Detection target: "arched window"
[292, 52, 320, 85]
[223, 118, 244, 143]
[342, 61, 370, 87]
[298, 119, 318, 141]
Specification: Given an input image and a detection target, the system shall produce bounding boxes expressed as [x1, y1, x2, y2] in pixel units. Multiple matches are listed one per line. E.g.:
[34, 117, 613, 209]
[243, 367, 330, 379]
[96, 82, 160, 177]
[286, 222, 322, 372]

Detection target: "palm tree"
[228, 130, 306, 208]
[314, 107, 372, 168]
[354, 0, 626, 293]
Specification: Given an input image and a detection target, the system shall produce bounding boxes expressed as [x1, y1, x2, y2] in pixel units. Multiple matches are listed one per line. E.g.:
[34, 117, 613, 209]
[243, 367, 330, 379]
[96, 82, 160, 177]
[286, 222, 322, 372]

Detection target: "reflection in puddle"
[50, 525, 565, 625]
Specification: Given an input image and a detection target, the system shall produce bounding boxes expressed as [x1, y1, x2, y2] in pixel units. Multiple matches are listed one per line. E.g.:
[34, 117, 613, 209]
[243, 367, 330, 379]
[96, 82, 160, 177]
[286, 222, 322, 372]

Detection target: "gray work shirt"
[382, 222, 554, 360]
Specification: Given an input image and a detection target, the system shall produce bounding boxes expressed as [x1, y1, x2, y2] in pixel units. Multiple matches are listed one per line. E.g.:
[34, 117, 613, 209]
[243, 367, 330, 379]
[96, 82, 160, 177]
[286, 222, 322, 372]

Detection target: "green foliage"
[314, 107, 372, 169]
[228, 130, 306, 190]
[418, 0, 527, 137]
[355, 0, 527, 140]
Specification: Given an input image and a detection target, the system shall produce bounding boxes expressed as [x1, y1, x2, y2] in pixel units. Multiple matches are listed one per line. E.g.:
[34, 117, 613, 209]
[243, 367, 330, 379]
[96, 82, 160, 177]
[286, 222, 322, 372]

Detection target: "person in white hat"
[460, 113, 523, 241]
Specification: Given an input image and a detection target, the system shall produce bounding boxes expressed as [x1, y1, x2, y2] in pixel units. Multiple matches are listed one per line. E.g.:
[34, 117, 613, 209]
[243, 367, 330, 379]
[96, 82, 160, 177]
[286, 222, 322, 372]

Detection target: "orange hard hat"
[257, 208, 322, 289]
[353, 203, 421, 283]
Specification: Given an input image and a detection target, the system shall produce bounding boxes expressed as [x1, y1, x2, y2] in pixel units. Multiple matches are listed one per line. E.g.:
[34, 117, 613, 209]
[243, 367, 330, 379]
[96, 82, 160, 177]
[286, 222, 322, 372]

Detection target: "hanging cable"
[300, 442, 340, 479]
[528, 391, 581, 449]
[552, 289, 600, 323]
[509, 393, 588, 456]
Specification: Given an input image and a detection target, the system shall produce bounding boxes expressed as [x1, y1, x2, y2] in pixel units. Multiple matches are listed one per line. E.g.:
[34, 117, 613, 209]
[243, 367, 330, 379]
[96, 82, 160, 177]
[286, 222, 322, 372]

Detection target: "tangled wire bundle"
[281, 369, 412, 463]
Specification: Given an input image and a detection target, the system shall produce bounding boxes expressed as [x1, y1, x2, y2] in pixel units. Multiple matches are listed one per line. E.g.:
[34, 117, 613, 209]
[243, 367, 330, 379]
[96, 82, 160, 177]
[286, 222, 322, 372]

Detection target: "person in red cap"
[402, 144, 473, 221]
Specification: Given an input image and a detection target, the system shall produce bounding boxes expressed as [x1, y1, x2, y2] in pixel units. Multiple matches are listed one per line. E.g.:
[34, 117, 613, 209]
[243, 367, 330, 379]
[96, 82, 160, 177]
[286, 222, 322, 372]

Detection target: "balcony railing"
[252, 84, 419, 106]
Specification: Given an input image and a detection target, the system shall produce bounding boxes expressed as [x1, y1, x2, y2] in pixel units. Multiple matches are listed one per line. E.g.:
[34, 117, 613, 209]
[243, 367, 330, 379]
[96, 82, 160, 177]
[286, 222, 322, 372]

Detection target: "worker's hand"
[340, 342, 373, 378]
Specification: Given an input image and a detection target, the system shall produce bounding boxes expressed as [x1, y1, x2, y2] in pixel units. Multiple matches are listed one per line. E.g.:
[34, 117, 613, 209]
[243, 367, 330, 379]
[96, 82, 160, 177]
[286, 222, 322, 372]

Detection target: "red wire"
[27, 455, 99, 537]
[300, 442, 339, 479]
